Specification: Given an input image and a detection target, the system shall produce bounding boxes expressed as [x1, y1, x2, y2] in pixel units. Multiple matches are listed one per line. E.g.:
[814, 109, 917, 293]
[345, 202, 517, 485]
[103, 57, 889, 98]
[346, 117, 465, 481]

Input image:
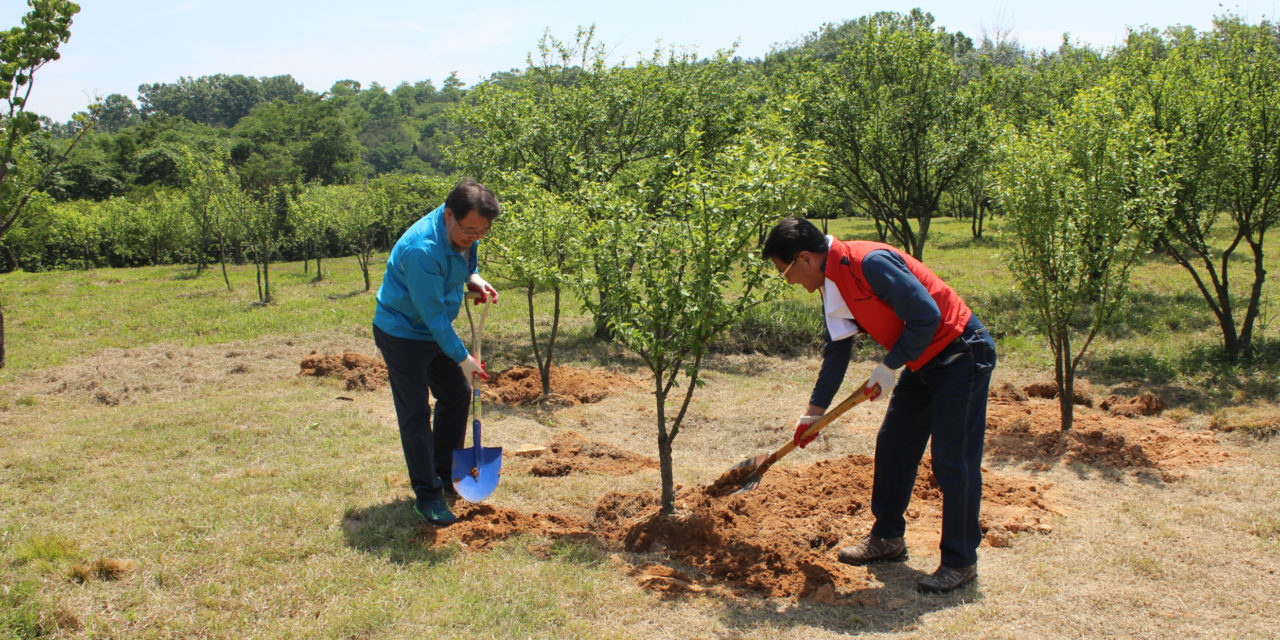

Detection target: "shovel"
[451, 291, 502, 502]
[712, 380, 874, 495]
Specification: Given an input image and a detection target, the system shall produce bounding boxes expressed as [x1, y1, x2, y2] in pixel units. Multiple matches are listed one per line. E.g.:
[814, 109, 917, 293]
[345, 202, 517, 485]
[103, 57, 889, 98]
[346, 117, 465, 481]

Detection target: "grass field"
[1, 217, 1278, 638]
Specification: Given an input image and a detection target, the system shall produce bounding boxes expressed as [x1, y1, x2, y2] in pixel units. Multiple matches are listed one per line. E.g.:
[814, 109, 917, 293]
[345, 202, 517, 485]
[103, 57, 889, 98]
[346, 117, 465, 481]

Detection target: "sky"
[4, 0, 1275, 122]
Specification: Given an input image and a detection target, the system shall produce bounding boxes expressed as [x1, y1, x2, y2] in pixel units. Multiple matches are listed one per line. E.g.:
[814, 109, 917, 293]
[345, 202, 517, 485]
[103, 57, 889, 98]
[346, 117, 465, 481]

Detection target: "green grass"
[2, 216, 1280, 637]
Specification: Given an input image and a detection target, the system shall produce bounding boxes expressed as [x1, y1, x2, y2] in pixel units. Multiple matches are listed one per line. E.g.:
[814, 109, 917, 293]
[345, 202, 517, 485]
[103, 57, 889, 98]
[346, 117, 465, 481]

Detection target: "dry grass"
[2, 331, 1278, 638]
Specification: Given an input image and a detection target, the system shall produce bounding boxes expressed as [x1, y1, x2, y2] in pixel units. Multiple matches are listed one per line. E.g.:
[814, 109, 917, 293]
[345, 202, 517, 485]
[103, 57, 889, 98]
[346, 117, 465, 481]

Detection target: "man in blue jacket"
[372, 180, 501, 526]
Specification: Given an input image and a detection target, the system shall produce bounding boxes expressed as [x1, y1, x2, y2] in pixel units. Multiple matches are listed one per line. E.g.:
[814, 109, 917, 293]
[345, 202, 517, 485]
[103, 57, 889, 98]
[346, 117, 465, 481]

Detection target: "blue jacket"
[373, 204, 478, 363]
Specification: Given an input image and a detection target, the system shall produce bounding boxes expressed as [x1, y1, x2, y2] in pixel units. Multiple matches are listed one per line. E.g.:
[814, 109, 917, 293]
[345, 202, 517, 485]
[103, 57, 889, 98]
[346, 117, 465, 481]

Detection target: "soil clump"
[298, 351, 388, 391]
[986, 395, 1224, 480]
[527, 431, 659, 477]
[483, 365, 640, 406]
[424, 454, 1060, 600]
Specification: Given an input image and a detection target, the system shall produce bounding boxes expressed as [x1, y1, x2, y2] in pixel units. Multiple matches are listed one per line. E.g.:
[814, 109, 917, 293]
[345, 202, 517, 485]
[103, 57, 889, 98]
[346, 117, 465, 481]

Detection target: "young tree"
[593, 135, 816, 514]
[290, 182, 335, 280]
[0, 0, 93, 367]
[992, 81, 1175, 431]
[449, 27, 752, 339]
[486, 181, 587, 401]
[217, 184, 282, 304]
[334, 183, 385, 292]
[1119, 19, 1280, 362]
[177, 145, 228, 283]
[794, 10, 989, 259]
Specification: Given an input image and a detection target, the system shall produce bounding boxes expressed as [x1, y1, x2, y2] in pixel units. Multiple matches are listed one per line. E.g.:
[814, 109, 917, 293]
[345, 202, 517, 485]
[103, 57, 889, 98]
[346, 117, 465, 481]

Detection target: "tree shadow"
[327, 289, 371, 301]
[340, 499, 458, 565]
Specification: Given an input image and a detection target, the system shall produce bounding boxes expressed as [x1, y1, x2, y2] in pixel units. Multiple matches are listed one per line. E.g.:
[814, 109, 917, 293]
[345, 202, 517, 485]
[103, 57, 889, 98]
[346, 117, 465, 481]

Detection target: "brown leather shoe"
[837, 535, 907, 565]
[917, 564, 977, 593]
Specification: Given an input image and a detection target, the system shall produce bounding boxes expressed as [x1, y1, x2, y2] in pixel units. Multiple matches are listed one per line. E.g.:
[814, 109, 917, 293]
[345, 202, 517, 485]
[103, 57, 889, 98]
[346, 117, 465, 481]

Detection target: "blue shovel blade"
[452, 446, 503, 502]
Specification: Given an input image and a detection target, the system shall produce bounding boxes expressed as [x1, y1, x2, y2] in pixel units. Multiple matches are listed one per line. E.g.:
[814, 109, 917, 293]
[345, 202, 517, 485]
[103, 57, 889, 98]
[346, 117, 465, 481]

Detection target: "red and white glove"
[792, 414, 825, 448]
[865, 363, 899, 401]
[466, 273, 498, 305]
[459, 355, 488, 385]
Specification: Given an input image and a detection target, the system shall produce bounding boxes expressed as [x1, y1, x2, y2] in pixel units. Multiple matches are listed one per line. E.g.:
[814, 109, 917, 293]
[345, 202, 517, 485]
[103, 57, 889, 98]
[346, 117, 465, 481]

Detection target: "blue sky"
[4, 0, 1272, 121]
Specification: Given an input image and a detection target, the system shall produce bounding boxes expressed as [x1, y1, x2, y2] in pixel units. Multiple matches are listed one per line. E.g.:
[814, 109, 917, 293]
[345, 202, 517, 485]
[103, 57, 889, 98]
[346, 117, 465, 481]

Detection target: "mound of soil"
[1099, 392, 1168, 417]
[298, 351, 388, 391]
[423, 454, 1058, 600]
[484, 365, 640, 406]
[528, 431, 659, 477]
[1021, 381, 1093, 407]
[986, 396, 1225, 480]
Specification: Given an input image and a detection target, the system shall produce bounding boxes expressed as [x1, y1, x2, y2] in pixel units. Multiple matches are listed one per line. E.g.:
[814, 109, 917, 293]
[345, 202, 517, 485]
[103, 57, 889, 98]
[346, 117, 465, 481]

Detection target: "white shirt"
[821, 235, 862, 341]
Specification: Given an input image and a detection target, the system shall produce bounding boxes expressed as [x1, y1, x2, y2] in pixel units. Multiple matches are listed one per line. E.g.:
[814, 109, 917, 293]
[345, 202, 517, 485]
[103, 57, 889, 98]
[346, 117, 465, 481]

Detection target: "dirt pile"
[1099, 392, 1168, 417]
[424, 454, 1058, 600]
[1020, 381, 1093, 407]
[484, 365, 640, 406]
[528, 431, 659, 477]
[986, 396, 1225, 480]
[298, 351, 388, 391]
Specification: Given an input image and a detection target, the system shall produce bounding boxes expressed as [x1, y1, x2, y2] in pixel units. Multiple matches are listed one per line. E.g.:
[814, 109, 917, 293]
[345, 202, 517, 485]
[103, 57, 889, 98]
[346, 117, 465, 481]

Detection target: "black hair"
[761, 217, 827, 263]
[444, 179, 501, 221]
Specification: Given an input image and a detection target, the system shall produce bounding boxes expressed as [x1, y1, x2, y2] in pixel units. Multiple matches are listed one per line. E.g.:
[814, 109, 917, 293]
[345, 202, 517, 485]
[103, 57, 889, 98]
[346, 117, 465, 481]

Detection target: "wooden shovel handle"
[764, 380, 874, 468]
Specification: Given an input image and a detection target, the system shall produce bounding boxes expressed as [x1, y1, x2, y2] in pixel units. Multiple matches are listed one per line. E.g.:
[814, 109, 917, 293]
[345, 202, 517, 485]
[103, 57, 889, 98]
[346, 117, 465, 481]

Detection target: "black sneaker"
[917, 564, 977, 593]
[837, 535, 907, 565]
[413, 497, 457, 526]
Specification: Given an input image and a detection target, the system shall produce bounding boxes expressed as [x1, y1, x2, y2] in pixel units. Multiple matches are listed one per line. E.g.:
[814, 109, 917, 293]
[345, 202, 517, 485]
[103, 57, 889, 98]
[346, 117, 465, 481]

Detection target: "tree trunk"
[219, 235, 232, 291]
[546, 286, 561, 399]
[1054, 332, 1074, 432]
[527, 284, 548, 399]
[1238, 238, 1268, 360]
[655, 380, 675, 515]
[263, 259, 271, 304]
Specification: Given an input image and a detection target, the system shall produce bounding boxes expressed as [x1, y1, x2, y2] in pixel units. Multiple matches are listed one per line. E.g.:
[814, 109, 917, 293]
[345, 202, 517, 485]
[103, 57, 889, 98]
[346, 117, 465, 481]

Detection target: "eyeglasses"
[777, 259, 796, 281]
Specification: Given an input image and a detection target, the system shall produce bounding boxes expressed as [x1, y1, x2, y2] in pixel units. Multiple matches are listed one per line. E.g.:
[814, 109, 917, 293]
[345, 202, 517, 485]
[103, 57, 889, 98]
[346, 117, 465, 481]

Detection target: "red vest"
[825, 239, 972, 371]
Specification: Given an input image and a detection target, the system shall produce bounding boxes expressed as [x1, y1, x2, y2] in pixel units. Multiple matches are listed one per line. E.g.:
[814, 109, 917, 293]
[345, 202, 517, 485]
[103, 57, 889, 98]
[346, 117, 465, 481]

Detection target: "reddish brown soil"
[424, 454, 1059, 599]
[527, 431, 659, 477]
[298, 351, 388, 391]
[483, 365, 640, 406]
[985, 395, 1225, 480]
[420, 387, 1228, 600]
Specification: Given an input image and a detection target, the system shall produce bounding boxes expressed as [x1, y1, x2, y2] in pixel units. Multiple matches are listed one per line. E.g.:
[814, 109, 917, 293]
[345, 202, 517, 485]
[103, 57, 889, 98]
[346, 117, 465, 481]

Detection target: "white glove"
[865, 362, 900, 401]
[466, 273, 498, 304]
[459, 355, 487, 385]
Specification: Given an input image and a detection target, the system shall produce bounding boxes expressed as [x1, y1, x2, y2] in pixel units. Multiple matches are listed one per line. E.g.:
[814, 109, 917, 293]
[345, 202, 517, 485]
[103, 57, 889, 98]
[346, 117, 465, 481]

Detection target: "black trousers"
[372, 324, 469, 504]
[869, 316, 997, 568]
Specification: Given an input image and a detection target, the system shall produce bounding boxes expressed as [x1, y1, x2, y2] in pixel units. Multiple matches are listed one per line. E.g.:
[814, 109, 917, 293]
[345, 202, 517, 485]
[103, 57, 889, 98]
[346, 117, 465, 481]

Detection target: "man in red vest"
[761, 217, 997, 593]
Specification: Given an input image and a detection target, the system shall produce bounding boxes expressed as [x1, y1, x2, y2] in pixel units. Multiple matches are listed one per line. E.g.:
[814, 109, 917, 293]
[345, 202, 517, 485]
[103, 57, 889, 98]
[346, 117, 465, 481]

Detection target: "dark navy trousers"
[869, 316, 996, 568]
[373, 324, 469, 505]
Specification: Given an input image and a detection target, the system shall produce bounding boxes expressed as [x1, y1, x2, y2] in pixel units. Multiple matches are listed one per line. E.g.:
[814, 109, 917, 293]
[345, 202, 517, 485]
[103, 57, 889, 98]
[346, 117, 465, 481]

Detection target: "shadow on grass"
[1085, 337, 1280, 405]
[327, 289, 371, 301]
[715, 560, 974, 634]
[340, 499, 458, 565]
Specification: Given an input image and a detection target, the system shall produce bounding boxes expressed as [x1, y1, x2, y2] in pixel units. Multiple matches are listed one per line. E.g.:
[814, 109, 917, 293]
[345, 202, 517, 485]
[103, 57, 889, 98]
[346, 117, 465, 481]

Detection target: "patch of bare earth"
[483, 365, 641, 406]
[298, 351, 387, 391]
[524, 430, 659, 477]
[421, 453, 1059, 600]
[986, 384, 1227, 481]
